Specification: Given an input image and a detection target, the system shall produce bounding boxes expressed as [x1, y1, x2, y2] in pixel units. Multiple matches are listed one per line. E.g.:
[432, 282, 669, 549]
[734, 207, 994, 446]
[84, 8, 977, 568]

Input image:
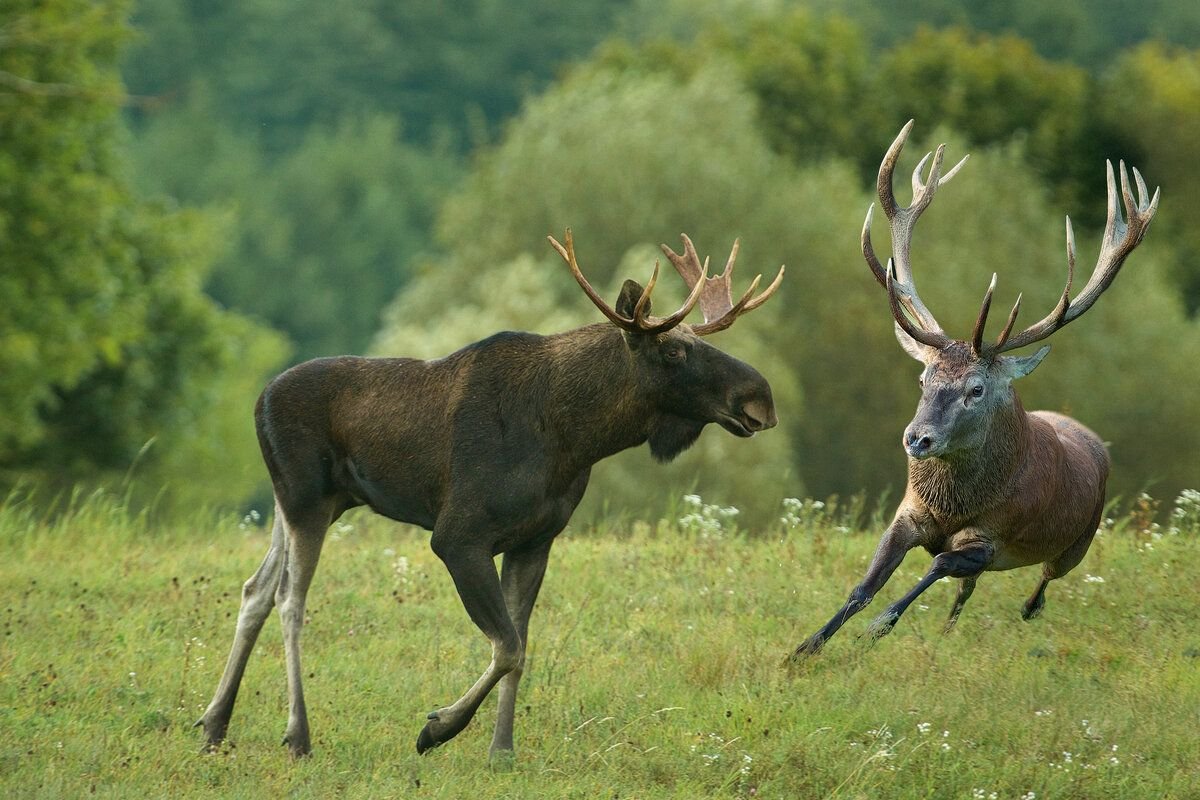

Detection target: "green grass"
[1, 490, 1197, 799]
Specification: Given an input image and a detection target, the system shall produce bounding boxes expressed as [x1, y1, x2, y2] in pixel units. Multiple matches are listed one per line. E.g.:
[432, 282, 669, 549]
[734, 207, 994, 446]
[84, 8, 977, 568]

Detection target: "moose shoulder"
[198, 231, 783, 761]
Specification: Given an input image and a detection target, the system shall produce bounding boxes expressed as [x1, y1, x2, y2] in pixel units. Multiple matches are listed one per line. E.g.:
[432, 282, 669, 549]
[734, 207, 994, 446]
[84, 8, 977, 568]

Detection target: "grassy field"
[1, 490, 1197, 799]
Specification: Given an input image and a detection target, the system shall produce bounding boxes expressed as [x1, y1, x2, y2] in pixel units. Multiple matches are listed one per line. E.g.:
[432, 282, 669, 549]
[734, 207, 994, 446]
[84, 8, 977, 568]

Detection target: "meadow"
[1, 490, 1197, 799]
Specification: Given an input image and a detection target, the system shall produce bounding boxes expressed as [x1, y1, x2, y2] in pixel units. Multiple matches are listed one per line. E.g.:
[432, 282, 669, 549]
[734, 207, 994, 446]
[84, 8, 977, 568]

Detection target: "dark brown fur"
[197, 282, 776, 760]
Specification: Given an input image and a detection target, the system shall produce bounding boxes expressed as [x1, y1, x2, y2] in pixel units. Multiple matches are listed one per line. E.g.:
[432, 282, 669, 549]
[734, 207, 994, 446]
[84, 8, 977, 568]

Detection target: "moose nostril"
[917, 436, 932, 449]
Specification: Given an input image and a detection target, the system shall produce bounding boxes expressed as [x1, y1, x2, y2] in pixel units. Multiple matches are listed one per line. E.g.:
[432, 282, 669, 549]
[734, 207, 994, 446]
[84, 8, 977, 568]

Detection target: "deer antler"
[659, 234, 785, 335]
[548, 229, 706, 335]
[862, 120, 969, 350]
[987, 160, 1160, 354]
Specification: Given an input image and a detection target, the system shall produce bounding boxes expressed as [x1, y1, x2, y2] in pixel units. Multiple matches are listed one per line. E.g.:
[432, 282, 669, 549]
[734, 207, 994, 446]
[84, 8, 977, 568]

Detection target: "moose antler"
[862, 120, 969, 350]
[548, 229, 706, 334]
[659, 235, 785, 335]
[980, 160, 1160, 355]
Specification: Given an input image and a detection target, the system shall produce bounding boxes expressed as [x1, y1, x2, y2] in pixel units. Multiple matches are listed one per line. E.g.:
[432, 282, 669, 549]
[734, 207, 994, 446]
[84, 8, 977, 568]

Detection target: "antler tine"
[646, 261, 707, 333]
[971, 273, 998, 355]
[887, 260, 952, 349]
[739, 263, 785, 314]
[661, 235, 783, 336]
[861, 204, 887, 288]
[548, 229, 636, 331]
[632, 260, 659, 324]
[864, 121, 966, 341]
[995, 160, 1159, 354]
[549, 229, 703, 335]
[993, 292, 1022, 350]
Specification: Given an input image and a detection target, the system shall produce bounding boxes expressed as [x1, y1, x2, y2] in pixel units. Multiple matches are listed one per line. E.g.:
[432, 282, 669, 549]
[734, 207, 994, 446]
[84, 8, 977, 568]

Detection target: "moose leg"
[790, 522, 915, 660]
[417, 541, 522, 755]
[195, 504, 288, 748]
[276, 509, 331, 757]
[944, 577, 977, 632]
[866, 542, 993, 640]
[489, 541, 553, 761]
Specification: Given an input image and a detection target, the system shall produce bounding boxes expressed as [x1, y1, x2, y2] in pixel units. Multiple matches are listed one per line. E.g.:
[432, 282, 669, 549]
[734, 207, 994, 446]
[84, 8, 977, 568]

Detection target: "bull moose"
[196, 230, 783, 759]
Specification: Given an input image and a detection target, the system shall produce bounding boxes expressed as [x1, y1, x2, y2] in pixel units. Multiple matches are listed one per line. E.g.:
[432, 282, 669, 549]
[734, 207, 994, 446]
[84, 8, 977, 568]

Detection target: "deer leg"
[790, 522, 915, 660]
[489, 541, 553, 761]
[195, 504, 288, 749]
[417, 541, 522, 755]
[1024, 509, 1101, 621]
[866, 542, 993, 640]
[276, 510, 330, 757]
[943, 577, 977, 632]
[1022, 575, 1050, 620]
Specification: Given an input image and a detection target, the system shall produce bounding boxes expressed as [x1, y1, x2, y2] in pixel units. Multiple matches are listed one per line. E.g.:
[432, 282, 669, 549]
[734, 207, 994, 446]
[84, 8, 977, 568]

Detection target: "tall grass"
[1, 490, 1197, 798]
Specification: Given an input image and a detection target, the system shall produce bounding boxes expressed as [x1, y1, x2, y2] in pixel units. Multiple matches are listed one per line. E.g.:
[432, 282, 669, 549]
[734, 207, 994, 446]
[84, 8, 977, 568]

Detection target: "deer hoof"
[864, 611, 900, 640]
[788, 636, 824, 662]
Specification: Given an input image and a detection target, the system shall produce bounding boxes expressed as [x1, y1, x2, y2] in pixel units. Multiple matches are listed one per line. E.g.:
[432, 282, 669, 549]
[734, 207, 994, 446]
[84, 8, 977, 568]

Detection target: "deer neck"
[908, 394, 1031, 520]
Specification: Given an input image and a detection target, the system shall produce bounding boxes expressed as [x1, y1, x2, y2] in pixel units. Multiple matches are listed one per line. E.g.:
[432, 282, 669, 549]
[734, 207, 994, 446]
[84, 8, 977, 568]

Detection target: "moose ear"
[614, 279, 649, 320]
[894, 322, 933, 364]
[998, 344, 1051, 380]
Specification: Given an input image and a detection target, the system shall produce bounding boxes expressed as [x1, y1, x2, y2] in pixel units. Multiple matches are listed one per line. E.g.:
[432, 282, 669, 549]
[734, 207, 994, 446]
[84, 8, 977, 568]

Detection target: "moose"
[791, 121, 1159, 658]
[196, 230, 783, 759]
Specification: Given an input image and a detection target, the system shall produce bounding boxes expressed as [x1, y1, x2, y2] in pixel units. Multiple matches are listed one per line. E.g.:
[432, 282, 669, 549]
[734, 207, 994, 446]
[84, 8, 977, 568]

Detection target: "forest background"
[4, 0, 1200, 524]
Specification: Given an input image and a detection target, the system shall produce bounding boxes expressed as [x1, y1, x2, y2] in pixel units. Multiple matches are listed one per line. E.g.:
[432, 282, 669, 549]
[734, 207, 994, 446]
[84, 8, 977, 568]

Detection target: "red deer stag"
[197, 231, 783, 759]
[791, 120, 1158, 658]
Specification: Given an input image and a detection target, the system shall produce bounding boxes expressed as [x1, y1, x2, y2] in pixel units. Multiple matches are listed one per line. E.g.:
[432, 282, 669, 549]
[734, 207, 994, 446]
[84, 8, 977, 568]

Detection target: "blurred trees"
[374, 11, 1200, 520]
[121, 0, 632, 361]
[6, 0, 1197, 514]
[0, 0, 286, 505]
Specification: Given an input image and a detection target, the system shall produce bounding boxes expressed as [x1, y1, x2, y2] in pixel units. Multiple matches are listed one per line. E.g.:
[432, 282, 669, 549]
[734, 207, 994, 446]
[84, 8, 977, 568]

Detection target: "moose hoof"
[1021, 600, 1044, 621]
[416, 725, 441, 755]
[194, 714, 229, 752]
[280, 730, 312, 758]
[488, 747, 517, 771]
[416, 708, 468, 754]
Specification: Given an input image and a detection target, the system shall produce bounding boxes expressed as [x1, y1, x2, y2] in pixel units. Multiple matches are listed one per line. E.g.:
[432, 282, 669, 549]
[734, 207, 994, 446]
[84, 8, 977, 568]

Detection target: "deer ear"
[894, 322, 933, 363]
[998, 344, 1051, 379]
[614, 279, 649, 320]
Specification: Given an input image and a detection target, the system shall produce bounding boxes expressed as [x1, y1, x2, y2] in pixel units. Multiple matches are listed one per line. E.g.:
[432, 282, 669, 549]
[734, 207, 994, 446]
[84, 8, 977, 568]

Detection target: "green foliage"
[1100, 43, 1200, 311]
[2, 499, 1198, 796]
[822, 0, 1200, 70]
[376, 65, 807, 521]
[0, 0, 286, 506]
[123, 0, 636, 152]
[132, 102, 462, 359]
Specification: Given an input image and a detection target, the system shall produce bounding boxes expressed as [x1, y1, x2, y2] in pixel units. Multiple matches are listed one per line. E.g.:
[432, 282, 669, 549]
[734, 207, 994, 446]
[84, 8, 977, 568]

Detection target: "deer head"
[548, 229, 783, 459]
[861, 121, 1159, 461]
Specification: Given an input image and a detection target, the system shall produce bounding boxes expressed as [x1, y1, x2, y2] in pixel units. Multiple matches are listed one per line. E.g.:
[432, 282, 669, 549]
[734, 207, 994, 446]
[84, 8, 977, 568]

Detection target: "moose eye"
[664, 346, 686, 363]
[970, 385, 984, 398]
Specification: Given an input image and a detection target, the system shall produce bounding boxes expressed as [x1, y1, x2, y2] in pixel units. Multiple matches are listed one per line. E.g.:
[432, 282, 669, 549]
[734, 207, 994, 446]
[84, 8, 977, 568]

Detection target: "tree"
[0, 0, 285, 505]
[1100, 42, 1200, 312]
